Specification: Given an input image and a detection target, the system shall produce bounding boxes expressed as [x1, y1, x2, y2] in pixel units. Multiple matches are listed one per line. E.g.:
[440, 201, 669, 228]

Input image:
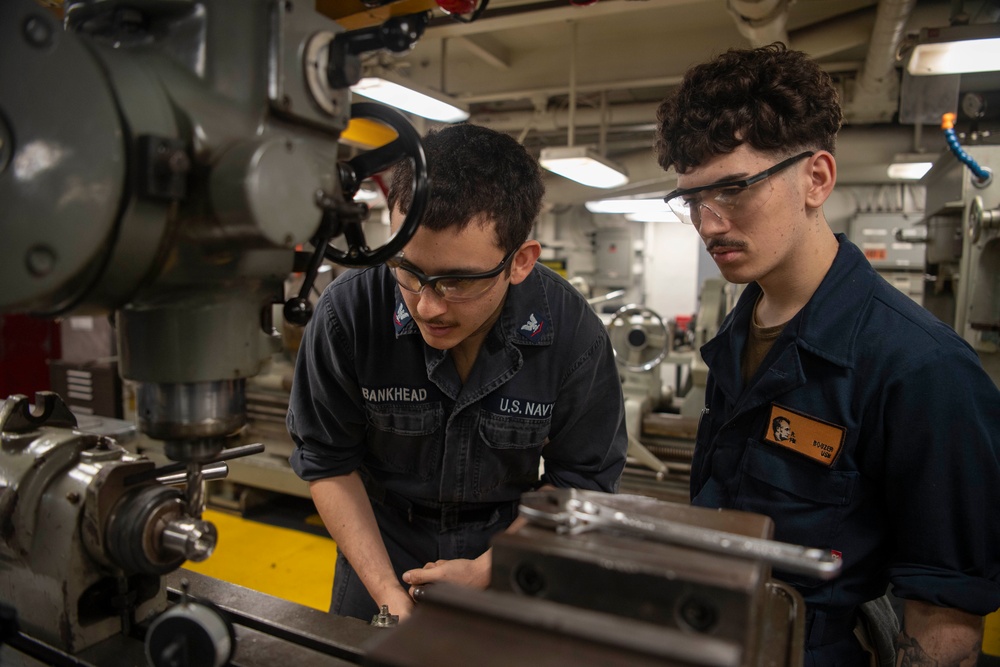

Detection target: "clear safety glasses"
[387, 247, 518, 303]
[663, 151, 815, 226]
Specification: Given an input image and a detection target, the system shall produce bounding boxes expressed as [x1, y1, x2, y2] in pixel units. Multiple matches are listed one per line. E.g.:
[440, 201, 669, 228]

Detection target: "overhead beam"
[425, 0, 706, 38]
[451, 34, 511, 70]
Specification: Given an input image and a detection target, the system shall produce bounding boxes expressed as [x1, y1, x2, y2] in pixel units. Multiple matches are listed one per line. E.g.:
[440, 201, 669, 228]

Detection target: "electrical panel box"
[594, 228, 633, 289]
[849, 213, 926, 271]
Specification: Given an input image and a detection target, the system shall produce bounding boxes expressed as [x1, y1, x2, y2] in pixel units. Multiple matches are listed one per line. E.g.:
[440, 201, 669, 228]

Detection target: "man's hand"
[896, 600, 983, 666]
[401, 550, 492, 597]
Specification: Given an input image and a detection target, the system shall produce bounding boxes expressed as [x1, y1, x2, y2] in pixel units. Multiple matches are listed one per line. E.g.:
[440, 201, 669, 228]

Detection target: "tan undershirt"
[742, 296, 789, 387]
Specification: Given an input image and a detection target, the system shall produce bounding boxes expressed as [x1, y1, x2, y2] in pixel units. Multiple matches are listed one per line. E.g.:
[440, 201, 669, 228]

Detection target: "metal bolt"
[678, 597, 717, 633]
[23, 15, 52, 48]
[166, 150, 190, 174]
[25, 245, 56, 277]
[513, 561, 546, 596]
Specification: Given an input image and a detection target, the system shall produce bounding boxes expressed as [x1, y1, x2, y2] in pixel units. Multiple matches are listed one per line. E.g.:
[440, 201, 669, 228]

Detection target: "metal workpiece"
[371, 491, 809, 667]
[160, 516, 217, 562]
[369, 582, 744, 667]
[370, 605, 400, 628]
[519, 489, 842, 580]
[498, 491, 804, 667]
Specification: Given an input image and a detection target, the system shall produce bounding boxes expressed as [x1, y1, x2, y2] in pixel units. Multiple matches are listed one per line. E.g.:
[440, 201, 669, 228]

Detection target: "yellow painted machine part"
[341, 118, 398, 150]
[985, 609, 1000, 656]
[317, 0, 439, 30]
[183, 509, 337, 612]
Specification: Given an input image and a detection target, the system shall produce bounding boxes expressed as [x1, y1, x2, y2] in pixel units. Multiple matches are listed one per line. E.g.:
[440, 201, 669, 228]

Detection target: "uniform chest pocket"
[365, 402, 443, 479]
[474, 412, 551, 497]
[737, 440, 858, 587]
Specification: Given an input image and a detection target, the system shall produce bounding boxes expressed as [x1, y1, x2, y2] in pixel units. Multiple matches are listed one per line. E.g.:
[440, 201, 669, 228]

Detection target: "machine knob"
[283, 296, 314, 327]
[145, 595, 234, 667]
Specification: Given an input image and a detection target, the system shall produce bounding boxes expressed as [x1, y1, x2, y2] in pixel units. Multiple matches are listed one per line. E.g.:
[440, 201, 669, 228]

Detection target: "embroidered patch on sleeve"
[764, 404, 845, 466]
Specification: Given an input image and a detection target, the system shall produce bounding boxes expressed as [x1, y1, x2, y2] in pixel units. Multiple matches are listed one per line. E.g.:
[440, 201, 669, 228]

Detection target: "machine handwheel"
[325, 102, 429, 266]
[608, 304, 669, 373]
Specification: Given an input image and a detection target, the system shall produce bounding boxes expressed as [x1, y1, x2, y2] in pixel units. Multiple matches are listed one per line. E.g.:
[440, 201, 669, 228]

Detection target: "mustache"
[706, 238, 748, 253]
[417, 317, 457, 327]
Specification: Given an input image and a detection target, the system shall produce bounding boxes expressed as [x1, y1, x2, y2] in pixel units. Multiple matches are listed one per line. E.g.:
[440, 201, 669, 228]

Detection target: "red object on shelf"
[674, 314, 692, 331]
[436, 0, 478, 14]
[0, 314, 61, 398]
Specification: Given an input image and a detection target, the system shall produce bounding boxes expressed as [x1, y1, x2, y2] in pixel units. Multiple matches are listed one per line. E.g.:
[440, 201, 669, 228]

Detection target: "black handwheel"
[325, 102, 429, 266]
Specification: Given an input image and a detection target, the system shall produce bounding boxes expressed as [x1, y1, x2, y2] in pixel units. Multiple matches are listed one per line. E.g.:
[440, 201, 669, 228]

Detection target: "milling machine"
[1, 0, 429, 662]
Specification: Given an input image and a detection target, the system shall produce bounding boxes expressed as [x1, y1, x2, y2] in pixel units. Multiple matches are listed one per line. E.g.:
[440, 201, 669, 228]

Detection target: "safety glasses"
[663, 151, 815, 225]
[387, 247, 518, 302]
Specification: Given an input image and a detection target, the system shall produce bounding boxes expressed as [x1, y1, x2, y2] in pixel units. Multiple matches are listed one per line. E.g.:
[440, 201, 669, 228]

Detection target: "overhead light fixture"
[907, 24, 1000, 76]
[351, 75, 469, 123]
[539, 22, 628, 190]
[625, 211, 683, 223]
[887, 162, 933, 180]
[540, 146, 629, 189]
[354, 182, 382, 202]
[586, 198, 668, 215]
[887, 153, 934, 180]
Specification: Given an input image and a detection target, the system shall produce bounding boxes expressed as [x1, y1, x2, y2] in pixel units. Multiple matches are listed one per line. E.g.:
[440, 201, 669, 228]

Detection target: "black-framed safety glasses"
[387, 246, 519, 302]
[663, 151, 815, 225]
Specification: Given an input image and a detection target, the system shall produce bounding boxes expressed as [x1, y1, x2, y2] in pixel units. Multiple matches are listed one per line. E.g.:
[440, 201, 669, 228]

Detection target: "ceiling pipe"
[727, 0, 794, 46]
[475, 101, 662, 135]
[847, 0, 918, 123]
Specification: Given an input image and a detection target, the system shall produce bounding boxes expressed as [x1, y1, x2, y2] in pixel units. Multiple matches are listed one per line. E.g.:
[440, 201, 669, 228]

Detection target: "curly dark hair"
[654, 43, 842, 174]
[387, 123, 545, 255]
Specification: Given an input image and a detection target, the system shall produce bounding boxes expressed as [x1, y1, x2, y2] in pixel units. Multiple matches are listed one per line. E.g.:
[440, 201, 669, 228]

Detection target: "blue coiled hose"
[942, 112, 992, 183]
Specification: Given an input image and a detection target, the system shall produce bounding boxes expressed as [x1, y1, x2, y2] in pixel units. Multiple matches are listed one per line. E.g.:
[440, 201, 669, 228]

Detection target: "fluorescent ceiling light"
[539, 146, 629, 189]
[351, 76, 469, 123]
[887, 162, 933, 180]
[625, 211, 683, 223]
[586, 198, 665, 214]
[907, 25, 1000, 76]
[354, 184, 381, 202]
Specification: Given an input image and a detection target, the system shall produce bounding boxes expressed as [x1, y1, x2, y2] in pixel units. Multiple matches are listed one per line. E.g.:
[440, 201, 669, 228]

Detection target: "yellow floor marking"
[985, 608, 1000, 657]
[182, 509, 337, 612]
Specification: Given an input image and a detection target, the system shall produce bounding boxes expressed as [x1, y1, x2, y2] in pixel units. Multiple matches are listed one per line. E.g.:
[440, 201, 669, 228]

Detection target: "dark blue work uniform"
[287, 262, 628, 619]
[693, 235, 1000, 666]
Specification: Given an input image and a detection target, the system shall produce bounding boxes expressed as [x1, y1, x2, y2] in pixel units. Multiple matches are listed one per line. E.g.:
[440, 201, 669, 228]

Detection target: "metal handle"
[520, 491, 842, 580]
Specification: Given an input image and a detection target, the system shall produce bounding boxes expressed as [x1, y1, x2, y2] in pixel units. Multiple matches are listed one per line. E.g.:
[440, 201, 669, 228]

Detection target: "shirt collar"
[706, 234, 873, 371]
[392, 283, 419, 337]
[793, 234, 874, 368]
[501, 266, 554, 346]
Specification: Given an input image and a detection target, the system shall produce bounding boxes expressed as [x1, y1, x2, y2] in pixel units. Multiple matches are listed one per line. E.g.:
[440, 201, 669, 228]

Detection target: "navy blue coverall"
[287, 262, 628, 619]
[693, 235, 1000, 666]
